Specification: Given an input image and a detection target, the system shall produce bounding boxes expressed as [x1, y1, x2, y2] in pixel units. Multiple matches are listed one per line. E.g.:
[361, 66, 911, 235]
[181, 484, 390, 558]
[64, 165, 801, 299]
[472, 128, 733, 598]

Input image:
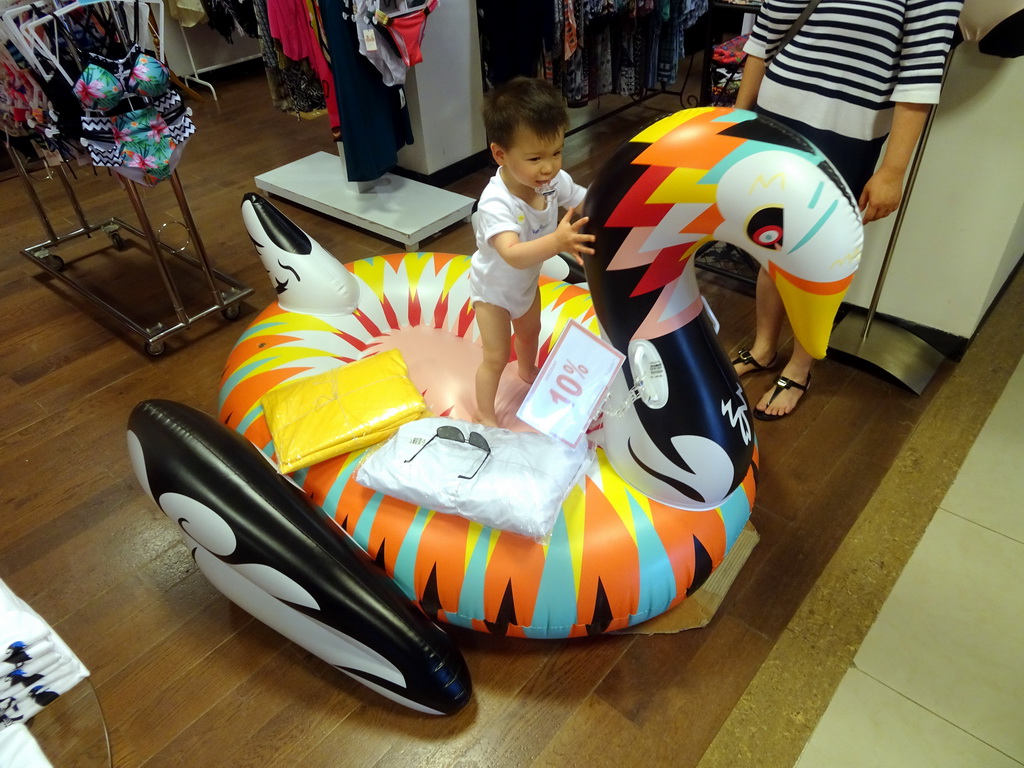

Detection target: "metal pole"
[168, 171, 224, 307]
[826, 48, 957, 394]
[859, 48, 953, 339]
[55, 162, 91, 232]
[122, 178, 190, 326]
[7, 143, 59, 242]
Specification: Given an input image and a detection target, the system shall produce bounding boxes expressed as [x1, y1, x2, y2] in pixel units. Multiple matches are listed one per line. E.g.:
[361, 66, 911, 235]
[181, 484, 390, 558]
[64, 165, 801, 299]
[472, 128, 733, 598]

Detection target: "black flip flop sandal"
[731, 348, 777, 376]
[754, 374, 811, 421]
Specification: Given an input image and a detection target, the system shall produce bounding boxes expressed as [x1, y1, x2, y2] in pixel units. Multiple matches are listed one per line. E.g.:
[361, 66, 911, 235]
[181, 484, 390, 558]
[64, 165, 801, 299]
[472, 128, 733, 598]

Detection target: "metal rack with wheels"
[9, 144, 253, 356]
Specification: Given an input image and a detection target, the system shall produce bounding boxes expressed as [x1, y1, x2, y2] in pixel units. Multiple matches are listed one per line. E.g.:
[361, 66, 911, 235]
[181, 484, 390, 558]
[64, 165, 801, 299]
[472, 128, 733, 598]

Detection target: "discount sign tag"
[517, 319, 625, 447]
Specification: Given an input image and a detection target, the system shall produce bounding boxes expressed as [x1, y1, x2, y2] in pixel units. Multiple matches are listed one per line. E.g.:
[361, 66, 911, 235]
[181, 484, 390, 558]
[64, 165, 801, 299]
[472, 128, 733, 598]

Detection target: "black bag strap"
[772, 0, 823, 59]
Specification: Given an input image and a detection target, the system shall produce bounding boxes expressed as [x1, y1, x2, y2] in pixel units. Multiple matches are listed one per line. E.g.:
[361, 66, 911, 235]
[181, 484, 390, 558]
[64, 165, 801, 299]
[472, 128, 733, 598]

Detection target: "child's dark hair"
[482, 77, 569, 148]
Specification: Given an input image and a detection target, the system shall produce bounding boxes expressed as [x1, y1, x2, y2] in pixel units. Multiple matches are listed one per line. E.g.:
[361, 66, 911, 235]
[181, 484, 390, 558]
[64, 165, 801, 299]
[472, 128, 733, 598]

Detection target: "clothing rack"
[256, 0, 713, 252]
[2, 0, 254, 354]
[553, 27, 755, 287]
[164, 17, 263, 101]
[699, 0, 760, 106]
[9, 145, 253, 356]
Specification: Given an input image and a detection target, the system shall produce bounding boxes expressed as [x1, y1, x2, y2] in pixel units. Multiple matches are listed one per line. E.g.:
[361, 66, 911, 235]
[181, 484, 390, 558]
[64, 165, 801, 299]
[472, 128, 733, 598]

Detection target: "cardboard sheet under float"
[617, 521, 759, 635]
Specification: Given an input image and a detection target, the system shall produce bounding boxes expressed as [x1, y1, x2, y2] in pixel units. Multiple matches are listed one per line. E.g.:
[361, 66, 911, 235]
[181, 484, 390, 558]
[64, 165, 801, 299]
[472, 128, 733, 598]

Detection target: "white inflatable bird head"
[714, 144, 862, 358]
[584, 108, 863, 359]
[241, 193, 359, 320]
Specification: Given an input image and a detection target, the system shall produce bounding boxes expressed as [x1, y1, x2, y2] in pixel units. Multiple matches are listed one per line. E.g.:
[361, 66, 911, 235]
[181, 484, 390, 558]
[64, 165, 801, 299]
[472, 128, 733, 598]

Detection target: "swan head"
[240, 193, 359, 319]
[712, 135, 862, 359]
[583, 108, 862, 359]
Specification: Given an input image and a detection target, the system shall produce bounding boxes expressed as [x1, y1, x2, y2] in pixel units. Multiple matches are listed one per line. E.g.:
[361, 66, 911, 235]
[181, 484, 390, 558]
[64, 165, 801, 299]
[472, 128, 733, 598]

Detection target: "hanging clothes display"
[258, 0, 330, 116]
[1, 0, 254, 353]
[74, 44, 196, 185]
[319, 0, 412, 181]
[0, 44, 47, 151]
[201, 0, 259, 40]
[250, 0, 421, 179]
[1, 0, 196, 186]
[479, 0, 707, 104]
[476, 0, 549, 88]
[351, 0, 438, 86]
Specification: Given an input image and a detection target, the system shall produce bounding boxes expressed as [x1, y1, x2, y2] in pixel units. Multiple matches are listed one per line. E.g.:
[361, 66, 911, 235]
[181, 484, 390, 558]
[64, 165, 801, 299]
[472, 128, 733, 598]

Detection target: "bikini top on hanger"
[73, 44, 168, 110]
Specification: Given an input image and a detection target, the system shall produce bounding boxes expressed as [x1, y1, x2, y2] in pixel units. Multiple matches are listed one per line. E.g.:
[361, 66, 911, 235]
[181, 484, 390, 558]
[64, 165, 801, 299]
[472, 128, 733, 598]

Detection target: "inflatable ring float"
[219, 247, 744, 639]
[128, 107, 863, 713]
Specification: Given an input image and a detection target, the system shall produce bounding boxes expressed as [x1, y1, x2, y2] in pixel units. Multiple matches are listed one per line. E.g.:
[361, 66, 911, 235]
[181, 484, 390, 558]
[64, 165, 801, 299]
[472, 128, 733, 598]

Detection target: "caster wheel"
[221, 303, 242, 320]
[46, 254, 65, 271]
[145, 340, 166, 356]
[110, 232, 127, 251]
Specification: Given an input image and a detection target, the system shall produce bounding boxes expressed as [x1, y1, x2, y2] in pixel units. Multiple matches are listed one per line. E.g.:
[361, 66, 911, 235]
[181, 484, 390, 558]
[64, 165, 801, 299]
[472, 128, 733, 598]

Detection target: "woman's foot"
[754, 368, 811, 421]
[732, 347, 777, 378]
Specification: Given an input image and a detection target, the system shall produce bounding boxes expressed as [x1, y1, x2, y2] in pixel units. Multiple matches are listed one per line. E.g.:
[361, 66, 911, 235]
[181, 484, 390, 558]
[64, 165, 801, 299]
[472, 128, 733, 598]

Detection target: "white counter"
[845, 42, 1024, 349]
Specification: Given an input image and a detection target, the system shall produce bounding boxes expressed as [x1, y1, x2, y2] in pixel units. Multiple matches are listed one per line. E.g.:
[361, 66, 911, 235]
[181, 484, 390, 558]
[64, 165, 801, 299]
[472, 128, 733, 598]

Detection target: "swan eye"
[747, 207, 784, 249]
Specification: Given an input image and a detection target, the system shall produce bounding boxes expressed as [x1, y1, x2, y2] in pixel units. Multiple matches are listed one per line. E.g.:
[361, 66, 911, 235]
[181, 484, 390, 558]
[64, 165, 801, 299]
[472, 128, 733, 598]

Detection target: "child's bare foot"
[518, 365, 539, 384]
[474, 411, 499, 428]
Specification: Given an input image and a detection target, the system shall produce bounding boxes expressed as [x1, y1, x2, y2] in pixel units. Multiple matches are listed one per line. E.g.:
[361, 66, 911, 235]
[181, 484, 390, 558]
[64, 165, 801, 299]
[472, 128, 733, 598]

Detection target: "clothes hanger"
[18, 8, 80, 85]
[0, 1, 54, 75]
[83, 0, 166, 58]
[17, 0, 166, 86]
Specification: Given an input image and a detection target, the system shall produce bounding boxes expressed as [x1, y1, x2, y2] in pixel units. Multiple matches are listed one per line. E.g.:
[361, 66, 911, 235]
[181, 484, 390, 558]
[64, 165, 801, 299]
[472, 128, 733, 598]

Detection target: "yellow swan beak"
[769, 263, 855, 359]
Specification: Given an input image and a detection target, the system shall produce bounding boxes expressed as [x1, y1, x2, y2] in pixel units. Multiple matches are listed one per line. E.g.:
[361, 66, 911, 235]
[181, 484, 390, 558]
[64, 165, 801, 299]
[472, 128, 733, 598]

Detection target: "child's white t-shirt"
[470, 168, 586, 318]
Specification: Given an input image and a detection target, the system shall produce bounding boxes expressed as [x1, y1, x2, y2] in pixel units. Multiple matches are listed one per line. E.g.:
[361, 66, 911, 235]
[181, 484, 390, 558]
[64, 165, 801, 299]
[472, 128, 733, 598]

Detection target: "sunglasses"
[405, 425, 492, 479]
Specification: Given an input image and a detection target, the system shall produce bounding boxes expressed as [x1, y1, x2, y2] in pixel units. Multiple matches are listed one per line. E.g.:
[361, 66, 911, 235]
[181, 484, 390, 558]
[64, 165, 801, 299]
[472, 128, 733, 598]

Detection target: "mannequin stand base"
[255, 152, 475, 251]
[828, 310, 946, 395]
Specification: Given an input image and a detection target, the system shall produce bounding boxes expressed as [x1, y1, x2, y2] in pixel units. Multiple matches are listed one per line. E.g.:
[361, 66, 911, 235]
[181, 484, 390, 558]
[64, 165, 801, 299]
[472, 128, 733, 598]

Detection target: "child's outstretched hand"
[556, 206, 596, 265]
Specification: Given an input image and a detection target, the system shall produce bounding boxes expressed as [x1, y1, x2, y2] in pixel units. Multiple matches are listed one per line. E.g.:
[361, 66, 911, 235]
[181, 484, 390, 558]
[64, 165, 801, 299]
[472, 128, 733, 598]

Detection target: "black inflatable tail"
[127, 399, 472, 715]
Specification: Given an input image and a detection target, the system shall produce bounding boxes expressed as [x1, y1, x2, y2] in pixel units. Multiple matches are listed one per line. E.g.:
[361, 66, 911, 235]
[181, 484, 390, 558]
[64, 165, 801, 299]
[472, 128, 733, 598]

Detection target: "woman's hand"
[860, 102, 929, 224]
[858, 167, 904, 223]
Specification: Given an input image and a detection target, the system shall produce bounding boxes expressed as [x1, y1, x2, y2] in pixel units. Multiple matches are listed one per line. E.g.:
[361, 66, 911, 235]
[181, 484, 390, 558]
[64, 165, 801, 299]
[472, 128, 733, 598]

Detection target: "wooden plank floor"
[0, 63, 952, 767]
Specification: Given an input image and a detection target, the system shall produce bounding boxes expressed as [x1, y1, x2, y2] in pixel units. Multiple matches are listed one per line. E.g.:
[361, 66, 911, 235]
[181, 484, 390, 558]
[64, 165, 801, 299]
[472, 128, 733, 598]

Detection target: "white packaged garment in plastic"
[0, 724, 53, 767]
[0, 578, 89, 729]
[355, 417, 593, 541]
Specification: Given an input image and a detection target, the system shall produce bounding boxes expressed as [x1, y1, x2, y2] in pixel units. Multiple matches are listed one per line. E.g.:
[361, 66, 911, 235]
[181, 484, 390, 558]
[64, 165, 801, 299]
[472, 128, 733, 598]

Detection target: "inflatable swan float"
[127, 107, 862, 714]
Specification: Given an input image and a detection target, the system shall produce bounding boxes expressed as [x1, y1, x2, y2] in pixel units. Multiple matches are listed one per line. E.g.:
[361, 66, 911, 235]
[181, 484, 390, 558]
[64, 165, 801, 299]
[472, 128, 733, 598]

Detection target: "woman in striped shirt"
[731, 0, 963, 420]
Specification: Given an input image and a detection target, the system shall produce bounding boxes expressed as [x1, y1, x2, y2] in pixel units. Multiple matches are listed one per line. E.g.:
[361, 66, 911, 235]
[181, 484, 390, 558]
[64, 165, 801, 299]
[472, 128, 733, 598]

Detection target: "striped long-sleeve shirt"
[743, 0, 963, 142]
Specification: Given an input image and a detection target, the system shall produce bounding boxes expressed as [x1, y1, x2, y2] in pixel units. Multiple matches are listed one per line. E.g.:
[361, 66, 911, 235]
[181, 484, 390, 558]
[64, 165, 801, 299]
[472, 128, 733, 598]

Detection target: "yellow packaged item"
[261, 349, 428, 473]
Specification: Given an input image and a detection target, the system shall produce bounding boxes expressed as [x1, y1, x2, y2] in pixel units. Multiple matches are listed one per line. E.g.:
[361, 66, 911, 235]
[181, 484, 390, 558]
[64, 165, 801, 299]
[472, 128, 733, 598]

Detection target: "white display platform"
[254, 152, 475, 251]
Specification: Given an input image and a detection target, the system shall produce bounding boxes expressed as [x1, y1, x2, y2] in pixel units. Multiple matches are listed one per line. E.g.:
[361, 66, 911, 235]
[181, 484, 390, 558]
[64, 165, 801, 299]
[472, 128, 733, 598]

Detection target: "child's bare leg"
[512, 291, 541, 384]
[473, 302, 512, 427]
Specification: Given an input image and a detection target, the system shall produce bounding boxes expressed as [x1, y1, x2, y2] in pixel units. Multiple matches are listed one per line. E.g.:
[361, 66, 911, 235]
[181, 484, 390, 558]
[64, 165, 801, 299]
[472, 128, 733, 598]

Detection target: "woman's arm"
[858, 102, 930, 223]
[736, 0, 793, 111]
[734, 53, 766, 110]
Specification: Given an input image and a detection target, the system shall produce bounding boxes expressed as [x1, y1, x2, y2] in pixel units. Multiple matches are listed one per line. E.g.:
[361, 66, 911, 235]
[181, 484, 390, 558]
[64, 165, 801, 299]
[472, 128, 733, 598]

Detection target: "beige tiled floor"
[795, 355, 1024, 767]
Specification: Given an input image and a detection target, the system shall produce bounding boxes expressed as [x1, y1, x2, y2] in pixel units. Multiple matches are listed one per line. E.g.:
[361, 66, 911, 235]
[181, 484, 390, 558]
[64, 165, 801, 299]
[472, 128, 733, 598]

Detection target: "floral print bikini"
[73, 44, 195, 185]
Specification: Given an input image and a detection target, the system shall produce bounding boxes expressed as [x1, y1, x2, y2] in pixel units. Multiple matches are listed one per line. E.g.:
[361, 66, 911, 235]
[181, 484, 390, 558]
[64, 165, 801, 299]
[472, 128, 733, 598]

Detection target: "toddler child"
[470, 77, 595, 426]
